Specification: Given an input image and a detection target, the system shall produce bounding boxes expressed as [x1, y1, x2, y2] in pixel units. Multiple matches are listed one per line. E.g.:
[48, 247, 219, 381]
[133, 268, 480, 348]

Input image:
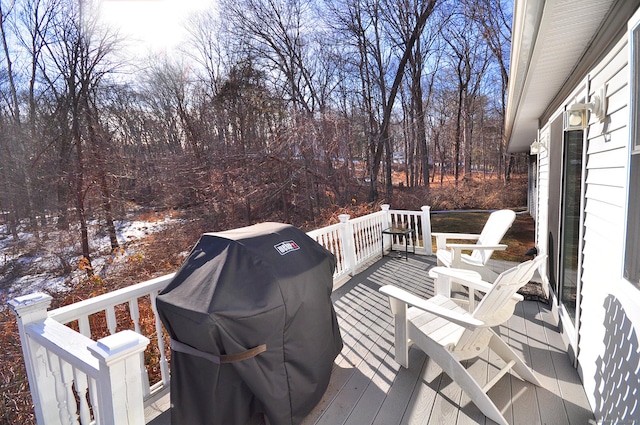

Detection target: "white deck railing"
[9, 204, 431, 425]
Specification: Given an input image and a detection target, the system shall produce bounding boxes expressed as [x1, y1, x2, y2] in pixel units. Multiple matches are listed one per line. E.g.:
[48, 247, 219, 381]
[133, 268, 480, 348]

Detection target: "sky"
[98, 0, 212, 56]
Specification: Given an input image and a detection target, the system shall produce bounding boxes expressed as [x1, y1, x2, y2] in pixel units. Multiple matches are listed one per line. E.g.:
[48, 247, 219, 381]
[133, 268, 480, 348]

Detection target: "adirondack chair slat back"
[472, 256, 544, 325]
[470, 209, 516, 264]
[453, 256, 545, 358]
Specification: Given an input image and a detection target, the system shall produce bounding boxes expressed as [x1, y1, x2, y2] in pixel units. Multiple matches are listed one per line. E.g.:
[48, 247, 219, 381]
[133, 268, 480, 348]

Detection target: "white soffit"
[505, 0, 616, 152]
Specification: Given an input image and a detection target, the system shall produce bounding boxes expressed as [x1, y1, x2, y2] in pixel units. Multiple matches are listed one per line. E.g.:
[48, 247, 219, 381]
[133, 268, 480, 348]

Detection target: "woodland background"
[0, 0, 525, 276]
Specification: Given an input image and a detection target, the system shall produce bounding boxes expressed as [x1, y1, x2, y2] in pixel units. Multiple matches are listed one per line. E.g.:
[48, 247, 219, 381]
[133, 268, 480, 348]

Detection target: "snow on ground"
[0, 212, 184, 299]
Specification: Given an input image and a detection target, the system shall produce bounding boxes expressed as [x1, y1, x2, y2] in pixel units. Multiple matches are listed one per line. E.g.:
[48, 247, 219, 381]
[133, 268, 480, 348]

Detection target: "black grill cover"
[156, 222, 343, 425]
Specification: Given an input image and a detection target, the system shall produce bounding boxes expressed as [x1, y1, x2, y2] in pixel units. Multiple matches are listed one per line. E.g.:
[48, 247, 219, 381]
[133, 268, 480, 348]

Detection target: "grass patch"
[430, 211, 535, 262]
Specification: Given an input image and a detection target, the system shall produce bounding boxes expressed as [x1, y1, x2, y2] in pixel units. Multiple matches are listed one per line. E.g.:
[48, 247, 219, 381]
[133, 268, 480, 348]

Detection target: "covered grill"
[156, 222, 343, 425]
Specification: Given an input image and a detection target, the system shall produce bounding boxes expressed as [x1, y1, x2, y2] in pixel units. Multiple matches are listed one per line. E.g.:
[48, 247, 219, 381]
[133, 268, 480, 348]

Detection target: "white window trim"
[624, 10, 640, 287]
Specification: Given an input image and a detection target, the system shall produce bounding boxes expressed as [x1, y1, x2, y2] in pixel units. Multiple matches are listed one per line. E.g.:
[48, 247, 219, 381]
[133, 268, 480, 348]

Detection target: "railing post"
[339, 214, 356, 276]
[421, 205, 433, 255]
[9, 292, 59, 425]
[381, 204, 391, 227]
[88, 330, 150, 425]
[381, 204, 391, 253]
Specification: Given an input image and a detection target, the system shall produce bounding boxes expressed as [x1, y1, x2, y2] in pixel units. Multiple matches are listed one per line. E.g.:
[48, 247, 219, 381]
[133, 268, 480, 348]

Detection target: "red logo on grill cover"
[274, 240, 300, 255]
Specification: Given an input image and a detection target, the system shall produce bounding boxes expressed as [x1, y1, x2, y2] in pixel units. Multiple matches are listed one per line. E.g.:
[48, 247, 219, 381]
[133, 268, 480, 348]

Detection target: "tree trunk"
[384, 135, 392, 201]
[454, 86, 464, 184]
[71, 74, 92, 274]
[99, 172, 119, 251]
[368, 1, 438, 201]
[412, 57, 430, 195]
[0, 4, 39, 239]
[85, 97, 119, 251]
[74, 141, 92, 275]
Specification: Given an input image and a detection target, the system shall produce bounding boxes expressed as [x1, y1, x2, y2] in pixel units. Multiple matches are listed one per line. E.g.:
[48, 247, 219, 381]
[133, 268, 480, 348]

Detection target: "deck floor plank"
[521, 300, 571, 425]
[507, 302, 542, 425]
[486, 324, 512, 425]
[400, 356, 444, 424]
[455, 355, 490, 425]
[305, 282, 390, 424]
[537, 303, 594, 425]
[146, 256, 594, 425]
[371, 348, 429, 425]
[313, 304, 394, 423]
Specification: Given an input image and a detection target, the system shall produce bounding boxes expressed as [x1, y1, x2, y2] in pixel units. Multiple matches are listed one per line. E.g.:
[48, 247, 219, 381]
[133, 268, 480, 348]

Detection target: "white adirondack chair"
[379, 255, 546, 425]
[432, 209, 516, 282]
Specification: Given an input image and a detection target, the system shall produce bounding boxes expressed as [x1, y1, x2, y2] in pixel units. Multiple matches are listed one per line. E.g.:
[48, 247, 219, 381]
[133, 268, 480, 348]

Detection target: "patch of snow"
[1, 212, 184, 299]
[9, 274, 69, 297]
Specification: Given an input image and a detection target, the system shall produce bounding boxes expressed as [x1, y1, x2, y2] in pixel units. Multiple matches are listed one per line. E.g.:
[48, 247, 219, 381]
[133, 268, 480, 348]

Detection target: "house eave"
[505, 0, 623, 153]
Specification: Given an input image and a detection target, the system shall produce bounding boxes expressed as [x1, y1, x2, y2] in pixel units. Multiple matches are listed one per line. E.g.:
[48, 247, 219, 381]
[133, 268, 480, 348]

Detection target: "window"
[625, 22, 640, 286]
[560, 130, 584, 322]
[625, 155, 640, 285]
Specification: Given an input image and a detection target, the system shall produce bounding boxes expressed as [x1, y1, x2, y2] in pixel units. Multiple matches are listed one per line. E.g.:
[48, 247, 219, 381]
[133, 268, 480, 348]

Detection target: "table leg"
[404, 235, 408, 260]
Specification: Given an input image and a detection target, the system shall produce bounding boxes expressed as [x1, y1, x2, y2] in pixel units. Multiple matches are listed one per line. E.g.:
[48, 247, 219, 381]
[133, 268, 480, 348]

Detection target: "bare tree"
[326, 0, 440, 201]
[37, 0, 121, 272]
[465, 0, 512, 180]
[386, 0, 443, 190]
[219, 0, 321, 114]
[0, 0, 521, 255]
[0, 0, 39, 239]
[443, 6, 490, 183]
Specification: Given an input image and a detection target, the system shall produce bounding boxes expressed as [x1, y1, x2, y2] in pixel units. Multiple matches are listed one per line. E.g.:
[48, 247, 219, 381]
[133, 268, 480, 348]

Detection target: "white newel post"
[339, 214, 355, 275]
[381, 204, 391, 253]
[9, 292, 59, 425]
[381, 204, 391, 227]
[421, 205, 433, 255]
[88, 330, 150, 425]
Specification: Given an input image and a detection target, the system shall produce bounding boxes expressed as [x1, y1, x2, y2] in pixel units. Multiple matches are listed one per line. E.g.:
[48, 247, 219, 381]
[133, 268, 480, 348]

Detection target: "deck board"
[521, 301, 570, 425]
[146, 255, 594, 425]
[537, 305, 595, 425]
[508, 302, 541, 425]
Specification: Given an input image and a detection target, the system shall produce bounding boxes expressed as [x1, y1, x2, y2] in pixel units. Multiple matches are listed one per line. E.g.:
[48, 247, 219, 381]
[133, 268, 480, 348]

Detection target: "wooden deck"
[146, 255, 594, 425]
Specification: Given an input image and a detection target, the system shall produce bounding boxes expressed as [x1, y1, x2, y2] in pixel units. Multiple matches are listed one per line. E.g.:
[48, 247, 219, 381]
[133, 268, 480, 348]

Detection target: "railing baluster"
[78, 315, 91, 337]
[151, 291, 170, 387]
[366, 219, 372, 258]
[364, 220, 372, 258]
[88, 377, 100, 424]
[106, 306, 117, 335]
[328, 231, 337, 270]
[60, 360, 80, 425]
[330, 233, 336, 260]
[73, 368, 92, 425]
[129, 298, 151, 398]
[46, 350, 69, 425]
[129, 299, 141, 334]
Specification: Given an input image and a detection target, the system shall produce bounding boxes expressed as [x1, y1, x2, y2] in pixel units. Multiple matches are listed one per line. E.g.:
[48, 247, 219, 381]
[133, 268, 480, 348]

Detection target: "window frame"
[624, 18, 640, 286]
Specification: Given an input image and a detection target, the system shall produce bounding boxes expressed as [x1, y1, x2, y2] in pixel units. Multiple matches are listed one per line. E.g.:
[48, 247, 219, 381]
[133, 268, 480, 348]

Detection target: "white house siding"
[567, 32, 640, 419]
[536, 126, 550, 295]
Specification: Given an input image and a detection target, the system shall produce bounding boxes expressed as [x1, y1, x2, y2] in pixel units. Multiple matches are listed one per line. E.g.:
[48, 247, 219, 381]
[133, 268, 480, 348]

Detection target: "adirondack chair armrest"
[444, 243, 508, 267]
[432, 232, 481, 250]
[429, 267, 493, 294]
[445, 243, 507, 251]
[380, 285, 485, 329]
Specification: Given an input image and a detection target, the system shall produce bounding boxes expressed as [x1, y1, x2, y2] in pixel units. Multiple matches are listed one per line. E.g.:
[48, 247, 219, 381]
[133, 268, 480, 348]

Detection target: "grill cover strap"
[171, 338, 267, 364]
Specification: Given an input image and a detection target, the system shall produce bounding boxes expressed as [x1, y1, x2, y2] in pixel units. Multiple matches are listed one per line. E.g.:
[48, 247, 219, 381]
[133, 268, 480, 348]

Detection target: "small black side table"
[382, 227, 416, 260]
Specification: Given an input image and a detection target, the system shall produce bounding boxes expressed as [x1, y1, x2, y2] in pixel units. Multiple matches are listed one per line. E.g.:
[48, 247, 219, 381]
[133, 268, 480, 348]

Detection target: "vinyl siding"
[533, 25, 640, 420]
[535, 126, 550, 293]
[575, 32, 640, 418]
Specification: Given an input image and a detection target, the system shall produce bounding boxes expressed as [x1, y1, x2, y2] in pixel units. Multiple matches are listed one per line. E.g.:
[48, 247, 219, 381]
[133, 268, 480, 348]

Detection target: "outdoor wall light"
[563, 86, 607, 131]
[530, 140, 544, 155]
[564, 108, 588, 131]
